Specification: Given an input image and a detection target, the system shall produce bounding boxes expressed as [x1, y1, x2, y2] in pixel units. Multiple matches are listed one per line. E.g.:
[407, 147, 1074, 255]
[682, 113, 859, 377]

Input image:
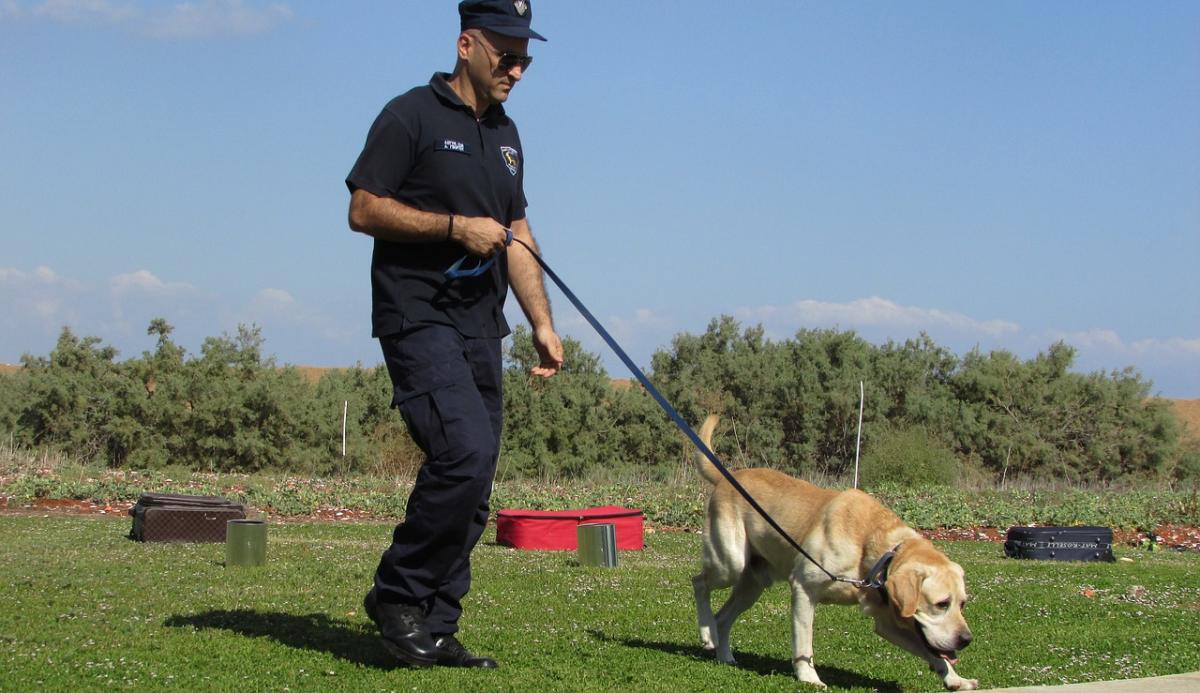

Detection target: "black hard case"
[1004, 526, 1115, 562]
[128, 492, 246, 543]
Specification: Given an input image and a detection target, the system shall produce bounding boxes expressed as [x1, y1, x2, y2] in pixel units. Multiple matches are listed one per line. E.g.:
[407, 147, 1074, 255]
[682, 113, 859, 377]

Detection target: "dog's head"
[884, 545, 973, 665]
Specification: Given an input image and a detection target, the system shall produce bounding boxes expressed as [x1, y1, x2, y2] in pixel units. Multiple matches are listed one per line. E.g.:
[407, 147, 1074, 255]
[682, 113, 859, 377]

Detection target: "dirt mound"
[1169, 399, 1200, 443]
[0, 363, 20, 375]
[293, 366, 336, 383]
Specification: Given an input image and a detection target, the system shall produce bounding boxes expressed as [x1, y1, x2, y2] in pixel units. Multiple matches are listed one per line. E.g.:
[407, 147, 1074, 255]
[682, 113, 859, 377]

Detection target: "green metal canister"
[225, 519, 267, 567]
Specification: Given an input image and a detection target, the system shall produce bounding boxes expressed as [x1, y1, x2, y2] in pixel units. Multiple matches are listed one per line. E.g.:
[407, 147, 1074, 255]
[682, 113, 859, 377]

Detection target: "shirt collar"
[430, 72, 506, 122]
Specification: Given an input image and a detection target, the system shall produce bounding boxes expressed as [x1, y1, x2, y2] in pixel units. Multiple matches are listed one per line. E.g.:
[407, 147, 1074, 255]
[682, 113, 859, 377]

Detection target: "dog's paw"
[794, 660, 826, 688]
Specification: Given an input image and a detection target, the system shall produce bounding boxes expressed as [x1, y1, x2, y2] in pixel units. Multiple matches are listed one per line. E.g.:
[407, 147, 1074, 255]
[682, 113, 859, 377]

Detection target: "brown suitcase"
[128, 492, 246, 543]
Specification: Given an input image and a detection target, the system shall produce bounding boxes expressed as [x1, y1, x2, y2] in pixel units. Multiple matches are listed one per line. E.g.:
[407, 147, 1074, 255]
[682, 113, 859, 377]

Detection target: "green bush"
[859, 425, 960, 489]
[0, 316, 1188, 483]
[1172, 446, 1200, 484]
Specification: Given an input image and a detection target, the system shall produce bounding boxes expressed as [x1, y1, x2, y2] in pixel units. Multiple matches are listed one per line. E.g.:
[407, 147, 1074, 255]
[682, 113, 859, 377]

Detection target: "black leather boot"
[363, 587, 438, 667]
[432, 634, 499, 669]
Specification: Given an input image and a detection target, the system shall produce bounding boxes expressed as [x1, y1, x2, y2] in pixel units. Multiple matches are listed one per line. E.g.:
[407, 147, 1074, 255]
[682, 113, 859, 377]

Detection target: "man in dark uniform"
[345, 0, 562, 670]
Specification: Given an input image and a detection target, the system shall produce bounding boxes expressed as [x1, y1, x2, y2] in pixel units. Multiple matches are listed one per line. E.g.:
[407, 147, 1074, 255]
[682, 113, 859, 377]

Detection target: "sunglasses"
[475, 32, 533, 72]
[496, 51, 533, 72]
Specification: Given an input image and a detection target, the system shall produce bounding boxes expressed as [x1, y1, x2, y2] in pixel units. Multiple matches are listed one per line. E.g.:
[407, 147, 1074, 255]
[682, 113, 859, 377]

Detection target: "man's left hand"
[531, 325, 563, 377]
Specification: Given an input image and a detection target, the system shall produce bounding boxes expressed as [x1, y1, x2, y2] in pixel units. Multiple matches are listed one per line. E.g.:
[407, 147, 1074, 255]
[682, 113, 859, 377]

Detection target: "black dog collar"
[864, 543, 902, 595]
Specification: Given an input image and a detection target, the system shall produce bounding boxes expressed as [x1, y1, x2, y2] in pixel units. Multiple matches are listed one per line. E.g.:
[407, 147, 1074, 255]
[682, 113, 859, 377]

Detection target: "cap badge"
[513, 1, 528, 17]
[500, 146, 519, 176]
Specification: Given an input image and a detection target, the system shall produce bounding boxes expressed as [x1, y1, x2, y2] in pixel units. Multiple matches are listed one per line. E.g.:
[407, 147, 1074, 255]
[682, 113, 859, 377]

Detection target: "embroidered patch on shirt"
[437, 139, 470, 154]
[500, 146, 519, 176]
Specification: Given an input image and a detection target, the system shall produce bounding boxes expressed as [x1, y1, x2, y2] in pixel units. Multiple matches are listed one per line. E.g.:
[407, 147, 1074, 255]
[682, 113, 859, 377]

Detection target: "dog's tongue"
[940, 653, 959, 665]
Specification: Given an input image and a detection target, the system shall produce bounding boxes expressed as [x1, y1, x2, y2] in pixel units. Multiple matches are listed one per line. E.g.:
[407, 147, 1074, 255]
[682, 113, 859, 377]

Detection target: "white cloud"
[111, 269, 165, 292]
[31, 0, 137, 24]
[0, 1, 23, 20]
[105, 270, 199, 333]
[2, 0, 292, 38]
[0, 265, 84, 335]
[0, 265, 73, 287]
[1054, 328, 1123, 350]
[143, 0, 293, 39]
[1050, 329, 1200, 359]
[736, 296, 1021, 337]
[606, 306, 672, 342]
[30, 296, 64, 320]
[1136, 337, 1200, 357]
[1, 265, 363, 365]
[110, 269, 193, 295]
[237, 287, 357, 349]
[252, 287, 294, 306]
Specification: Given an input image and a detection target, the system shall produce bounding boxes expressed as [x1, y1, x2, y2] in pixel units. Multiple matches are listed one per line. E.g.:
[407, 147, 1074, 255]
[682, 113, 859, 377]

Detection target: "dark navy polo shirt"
[346, 72, 528, 339]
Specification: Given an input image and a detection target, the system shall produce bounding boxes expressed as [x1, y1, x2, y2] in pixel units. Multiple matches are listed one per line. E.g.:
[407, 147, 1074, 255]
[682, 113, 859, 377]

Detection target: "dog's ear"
[887, 566, 925, 620]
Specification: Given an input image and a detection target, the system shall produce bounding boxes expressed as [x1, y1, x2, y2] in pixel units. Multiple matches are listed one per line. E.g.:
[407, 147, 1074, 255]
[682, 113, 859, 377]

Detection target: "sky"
[1, 1, 1197, 397]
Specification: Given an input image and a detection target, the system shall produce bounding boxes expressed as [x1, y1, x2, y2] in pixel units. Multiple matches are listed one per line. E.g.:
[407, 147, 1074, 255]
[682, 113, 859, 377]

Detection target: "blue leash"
[444, 229, 514, 279]
[446, 234, 872, 588]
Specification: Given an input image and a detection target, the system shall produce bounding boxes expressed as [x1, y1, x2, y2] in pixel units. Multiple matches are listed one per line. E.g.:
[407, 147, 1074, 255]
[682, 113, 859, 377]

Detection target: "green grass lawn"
[1, 514, 1198, 692]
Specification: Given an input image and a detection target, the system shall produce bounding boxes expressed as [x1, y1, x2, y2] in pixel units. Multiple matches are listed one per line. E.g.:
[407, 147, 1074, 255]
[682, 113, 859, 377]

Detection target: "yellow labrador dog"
[692, 416, 977, 690]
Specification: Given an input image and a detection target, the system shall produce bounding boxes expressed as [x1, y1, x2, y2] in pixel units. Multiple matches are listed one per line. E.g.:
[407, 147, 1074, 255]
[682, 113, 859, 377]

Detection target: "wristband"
[446, 214, 455, 241]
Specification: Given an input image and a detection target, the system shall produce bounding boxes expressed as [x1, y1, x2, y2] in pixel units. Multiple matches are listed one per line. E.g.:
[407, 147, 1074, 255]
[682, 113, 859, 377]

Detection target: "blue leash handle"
[444, 228, 514, 279]
[503, 235, 859, 586]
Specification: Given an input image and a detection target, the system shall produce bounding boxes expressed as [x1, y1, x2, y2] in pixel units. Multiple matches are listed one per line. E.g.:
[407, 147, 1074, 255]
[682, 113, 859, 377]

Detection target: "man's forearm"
[508, 219, 554, 331]
[348, 189, 452, 243]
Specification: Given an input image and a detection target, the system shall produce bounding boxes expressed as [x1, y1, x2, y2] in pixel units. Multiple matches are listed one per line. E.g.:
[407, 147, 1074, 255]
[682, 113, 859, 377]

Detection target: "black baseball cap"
[459, 0, 546, 42]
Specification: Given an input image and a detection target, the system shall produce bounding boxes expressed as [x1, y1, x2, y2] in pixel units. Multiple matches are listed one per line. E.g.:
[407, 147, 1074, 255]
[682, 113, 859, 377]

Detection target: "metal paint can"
[577, 522, 618, 568]
[225, 519, 267, 567]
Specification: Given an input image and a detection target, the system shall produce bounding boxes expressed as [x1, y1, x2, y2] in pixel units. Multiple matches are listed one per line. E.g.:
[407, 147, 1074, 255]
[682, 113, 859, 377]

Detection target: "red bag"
[496, 505, 644, 550]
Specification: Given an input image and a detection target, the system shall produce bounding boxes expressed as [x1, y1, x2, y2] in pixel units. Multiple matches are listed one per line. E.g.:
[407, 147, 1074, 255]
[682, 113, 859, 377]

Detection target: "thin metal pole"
[853, 381, 864, 489]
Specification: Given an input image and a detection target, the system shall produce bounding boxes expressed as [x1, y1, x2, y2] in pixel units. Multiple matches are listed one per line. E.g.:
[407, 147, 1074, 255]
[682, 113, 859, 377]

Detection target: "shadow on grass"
[164, 609, 399, 669]
[589, 630, 900, 691]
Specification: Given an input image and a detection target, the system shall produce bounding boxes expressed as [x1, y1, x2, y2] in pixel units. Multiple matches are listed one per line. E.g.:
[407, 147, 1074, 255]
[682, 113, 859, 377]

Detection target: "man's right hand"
[452, 215, 511, 258]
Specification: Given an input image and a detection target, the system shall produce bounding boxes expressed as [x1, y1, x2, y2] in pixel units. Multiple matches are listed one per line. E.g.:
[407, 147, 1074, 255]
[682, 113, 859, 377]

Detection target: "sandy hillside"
[293, 366, 339, 384]
[1170, 399, 1200, 443]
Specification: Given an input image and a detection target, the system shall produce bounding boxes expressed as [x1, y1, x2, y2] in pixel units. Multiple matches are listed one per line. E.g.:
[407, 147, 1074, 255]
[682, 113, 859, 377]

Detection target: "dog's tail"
[694, 415, 725, 486]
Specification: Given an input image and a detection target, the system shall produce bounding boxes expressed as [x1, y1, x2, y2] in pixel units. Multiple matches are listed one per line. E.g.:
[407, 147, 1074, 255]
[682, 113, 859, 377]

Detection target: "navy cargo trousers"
[374, 323, 503, 636]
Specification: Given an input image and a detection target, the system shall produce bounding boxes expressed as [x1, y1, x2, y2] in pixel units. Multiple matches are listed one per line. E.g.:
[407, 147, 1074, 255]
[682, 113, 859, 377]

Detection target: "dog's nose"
[957, 632, 973, 650]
